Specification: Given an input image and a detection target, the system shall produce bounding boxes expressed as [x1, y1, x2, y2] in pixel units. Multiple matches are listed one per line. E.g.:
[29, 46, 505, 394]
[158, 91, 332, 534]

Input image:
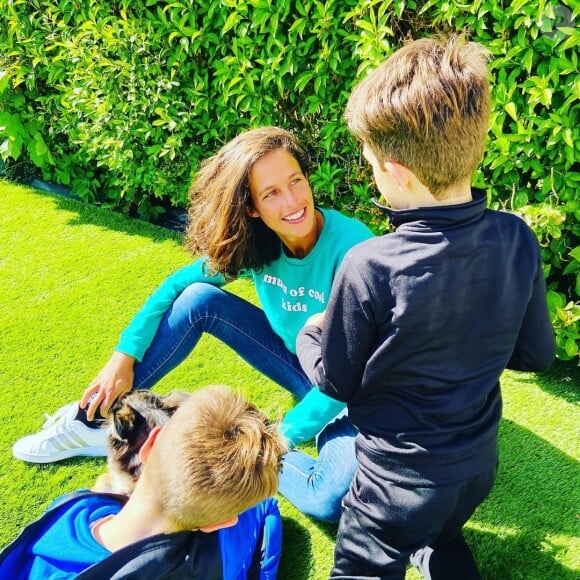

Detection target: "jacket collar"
[372, 188, 488, 229]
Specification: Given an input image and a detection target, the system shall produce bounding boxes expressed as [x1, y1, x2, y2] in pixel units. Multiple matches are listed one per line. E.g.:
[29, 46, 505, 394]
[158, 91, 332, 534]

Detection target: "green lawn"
[1, 180, 578, 579]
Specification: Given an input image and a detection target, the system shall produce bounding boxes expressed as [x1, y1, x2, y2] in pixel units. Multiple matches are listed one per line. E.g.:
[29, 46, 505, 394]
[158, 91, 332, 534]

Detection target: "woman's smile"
[283, 208, 307, 223]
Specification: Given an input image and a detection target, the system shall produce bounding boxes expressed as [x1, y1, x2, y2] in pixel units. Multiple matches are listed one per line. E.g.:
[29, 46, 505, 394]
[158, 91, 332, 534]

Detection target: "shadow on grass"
[278, 517, 314, 579]
[310, 519, 338, 541]
[32, 185, 184, 245]
[468, 418, 578, 579]
[466, 527, 577, 580]
[529, 359, 579, 405]
[28, 456, 107, 473]
[22, 456, 107, 493]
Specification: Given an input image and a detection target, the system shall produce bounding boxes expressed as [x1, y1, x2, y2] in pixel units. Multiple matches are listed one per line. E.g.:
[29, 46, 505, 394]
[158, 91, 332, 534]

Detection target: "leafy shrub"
[0, 69, 54, 180]
[420, 0, 579, 361]
[0, 0, 577, 360]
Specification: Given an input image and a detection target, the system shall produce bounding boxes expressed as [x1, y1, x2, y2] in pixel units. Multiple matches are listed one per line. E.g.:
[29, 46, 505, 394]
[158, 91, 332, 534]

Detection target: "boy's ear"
[199, 515, 239, 533]
[138, 425, 162, 464]
[385, 161, 411, 191]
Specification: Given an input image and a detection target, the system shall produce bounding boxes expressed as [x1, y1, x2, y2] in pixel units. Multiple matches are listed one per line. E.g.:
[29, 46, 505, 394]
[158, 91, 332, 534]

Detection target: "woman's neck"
[282, 209, 324, 258]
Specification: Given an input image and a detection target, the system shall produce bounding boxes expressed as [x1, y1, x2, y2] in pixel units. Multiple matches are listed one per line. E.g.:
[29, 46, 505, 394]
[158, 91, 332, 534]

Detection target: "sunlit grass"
[1, 180, 577, 578]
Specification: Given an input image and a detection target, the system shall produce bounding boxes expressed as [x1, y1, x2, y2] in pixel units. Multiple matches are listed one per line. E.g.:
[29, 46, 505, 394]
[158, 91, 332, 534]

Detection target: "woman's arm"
[81, 259, 225, 419]
[279, 387, 346, 447]
[117, 259, 224, 361]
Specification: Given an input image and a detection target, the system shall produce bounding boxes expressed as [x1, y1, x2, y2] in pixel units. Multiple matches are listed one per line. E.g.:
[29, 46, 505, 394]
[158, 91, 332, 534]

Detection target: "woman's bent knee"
[176, 282, 223, 306]
[299, 483, 346, 522]
[172, 283, 230, 322]
[310, 501, 343, 523]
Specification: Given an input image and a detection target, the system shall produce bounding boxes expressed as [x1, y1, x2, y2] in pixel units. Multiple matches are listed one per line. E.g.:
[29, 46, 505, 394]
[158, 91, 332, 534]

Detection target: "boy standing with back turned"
[297, 36, 555, 579]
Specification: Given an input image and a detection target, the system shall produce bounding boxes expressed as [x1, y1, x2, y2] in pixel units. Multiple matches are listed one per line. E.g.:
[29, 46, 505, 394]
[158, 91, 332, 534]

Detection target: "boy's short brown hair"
[346, 35, 491, 198]
[146, 385, 287, 530]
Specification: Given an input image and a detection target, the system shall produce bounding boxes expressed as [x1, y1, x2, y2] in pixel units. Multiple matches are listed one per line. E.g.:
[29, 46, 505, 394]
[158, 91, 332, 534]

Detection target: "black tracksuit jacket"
[297, 188, 555, 485]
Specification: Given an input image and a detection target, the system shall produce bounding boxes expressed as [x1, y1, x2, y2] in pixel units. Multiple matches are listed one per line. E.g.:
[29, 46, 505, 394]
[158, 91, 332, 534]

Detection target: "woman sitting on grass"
[13, 126, 374, 522]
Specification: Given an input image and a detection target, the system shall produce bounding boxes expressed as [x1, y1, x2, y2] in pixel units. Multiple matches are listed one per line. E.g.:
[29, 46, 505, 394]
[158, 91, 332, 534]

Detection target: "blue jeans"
[132, 283, 357, 522]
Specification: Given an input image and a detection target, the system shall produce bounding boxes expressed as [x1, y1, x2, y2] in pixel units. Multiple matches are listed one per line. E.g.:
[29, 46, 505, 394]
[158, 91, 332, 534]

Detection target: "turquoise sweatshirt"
[116, 208, 374, 445]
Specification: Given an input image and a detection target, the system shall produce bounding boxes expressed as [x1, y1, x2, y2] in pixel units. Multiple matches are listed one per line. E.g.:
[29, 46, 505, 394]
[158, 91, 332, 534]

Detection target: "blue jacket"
[0, 491, 282, 579]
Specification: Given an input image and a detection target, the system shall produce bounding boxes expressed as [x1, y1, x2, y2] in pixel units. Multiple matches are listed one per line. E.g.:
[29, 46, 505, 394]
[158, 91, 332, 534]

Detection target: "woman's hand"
[305, 311, 325, 329]
[80, 351, 136, 421]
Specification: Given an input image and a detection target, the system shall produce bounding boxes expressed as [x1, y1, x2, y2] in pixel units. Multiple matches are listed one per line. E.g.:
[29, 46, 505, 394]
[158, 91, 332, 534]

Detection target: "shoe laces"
[42, 402, 77, 430]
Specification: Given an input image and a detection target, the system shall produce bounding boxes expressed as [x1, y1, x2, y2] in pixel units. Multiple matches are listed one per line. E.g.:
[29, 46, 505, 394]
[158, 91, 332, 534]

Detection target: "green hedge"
[0, 0, 578, 361]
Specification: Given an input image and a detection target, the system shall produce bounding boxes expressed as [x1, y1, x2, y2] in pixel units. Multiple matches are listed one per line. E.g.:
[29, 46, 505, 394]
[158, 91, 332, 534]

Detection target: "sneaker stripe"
[50, 438, 67, 452]
[67, 430, 92, 448]
[52, 431, 91, 451]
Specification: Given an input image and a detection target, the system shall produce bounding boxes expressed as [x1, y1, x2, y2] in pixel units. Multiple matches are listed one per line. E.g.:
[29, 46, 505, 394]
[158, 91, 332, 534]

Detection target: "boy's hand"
[305, 311, 325, 329]
[80, 351, 135, 420]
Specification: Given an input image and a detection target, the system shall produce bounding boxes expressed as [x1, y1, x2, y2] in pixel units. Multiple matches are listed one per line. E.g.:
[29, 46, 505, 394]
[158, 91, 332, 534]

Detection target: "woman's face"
[247, 148, 317, 247]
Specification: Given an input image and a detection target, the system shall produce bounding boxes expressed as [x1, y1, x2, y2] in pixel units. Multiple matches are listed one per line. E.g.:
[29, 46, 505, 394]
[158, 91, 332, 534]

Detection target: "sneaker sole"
[12, 445, 108, 464]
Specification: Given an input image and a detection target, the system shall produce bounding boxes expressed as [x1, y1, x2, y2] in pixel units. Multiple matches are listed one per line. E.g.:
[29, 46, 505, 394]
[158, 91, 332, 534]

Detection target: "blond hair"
[145, 385, 287, 530]
[185, 127, 310, 278]
[346, 35, 491, 198]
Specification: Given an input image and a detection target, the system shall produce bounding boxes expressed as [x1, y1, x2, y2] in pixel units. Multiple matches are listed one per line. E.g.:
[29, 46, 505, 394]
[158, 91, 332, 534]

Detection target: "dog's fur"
[93, 390, 190, 495]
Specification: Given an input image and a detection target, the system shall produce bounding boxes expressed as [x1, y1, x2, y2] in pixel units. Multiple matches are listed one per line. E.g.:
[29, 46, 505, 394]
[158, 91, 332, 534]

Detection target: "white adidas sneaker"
[12, 402, 108, 463]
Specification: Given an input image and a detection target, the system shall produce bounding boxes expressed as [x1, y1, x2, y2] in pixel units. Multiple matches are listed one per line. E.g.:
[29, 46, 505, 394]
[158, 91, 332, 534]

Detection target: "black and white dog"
[93, 390, 189, 495]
